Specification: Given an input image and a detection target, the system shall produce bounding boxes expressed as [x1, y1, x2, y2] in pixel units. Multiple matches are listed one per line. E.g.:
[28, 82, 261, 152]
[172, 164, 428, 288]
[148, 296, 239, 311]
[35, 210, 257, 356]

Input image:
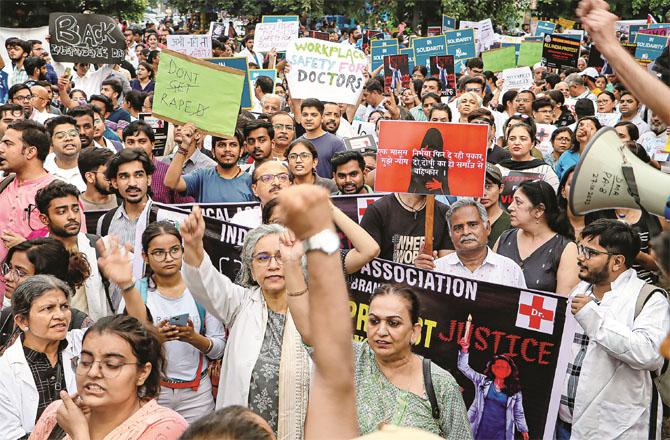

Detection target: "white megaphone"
[570, 127, 670, 218]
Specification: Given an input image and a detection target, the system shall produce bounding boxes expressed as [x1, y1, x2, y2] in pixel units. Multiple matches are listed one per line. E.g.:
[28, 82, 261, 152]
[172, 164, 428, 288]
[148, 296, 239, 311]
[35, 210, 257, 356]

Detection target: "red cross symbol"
[519, 295, 555, 329]
[358, 199, 375, 218]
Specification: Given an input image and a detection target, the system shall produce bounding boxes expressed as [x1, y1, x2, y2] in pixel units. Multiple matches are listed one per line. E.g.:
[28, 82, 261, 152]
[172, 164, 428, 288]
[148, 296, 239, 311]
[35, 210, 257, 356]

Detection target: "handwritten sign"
[286, 38, 368, 105]
[254, 21, 300, 52]
[501, 66, 534, 94]
[153, 50, 245, 137]
[48, 13, 125, 64]
[375, 121, 488, 196]
[167, 35, 212, 58]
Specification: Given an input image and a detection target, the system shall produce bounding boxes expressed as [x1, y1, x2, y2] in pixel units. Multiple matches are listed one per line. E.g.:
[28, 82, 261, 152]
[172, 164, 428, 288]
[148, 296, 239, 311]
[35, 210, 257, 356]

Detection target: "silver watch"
[302, 229, 340, 255]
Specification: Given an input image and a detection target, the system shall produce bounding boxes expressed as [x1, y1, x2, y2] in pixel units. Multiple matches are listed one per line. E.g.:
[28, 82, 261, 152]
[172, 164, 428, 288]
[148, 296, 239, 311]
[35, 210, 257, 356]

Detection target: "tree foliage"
[0, 0, 148, 27]
[535, 0, 670, 20]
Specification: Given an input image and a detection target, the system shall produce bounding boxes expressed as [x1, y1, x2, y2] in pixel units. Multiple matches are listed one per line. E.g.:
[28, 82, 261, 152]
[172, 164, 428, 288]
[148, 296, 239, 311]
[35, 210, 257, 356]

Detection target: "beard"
[50, 222, 80, 238]
[94, 178, 113, 195]
[578, 261, 610, 284]
[216, 159, 237, 169]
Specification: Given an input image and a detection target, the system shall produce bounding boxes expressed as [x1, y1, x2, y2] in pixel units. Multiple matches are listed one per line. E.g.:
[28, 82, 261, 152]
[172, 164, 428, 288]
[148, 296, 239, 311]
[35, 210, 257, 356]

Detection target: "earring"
[23, 327, 29, 332]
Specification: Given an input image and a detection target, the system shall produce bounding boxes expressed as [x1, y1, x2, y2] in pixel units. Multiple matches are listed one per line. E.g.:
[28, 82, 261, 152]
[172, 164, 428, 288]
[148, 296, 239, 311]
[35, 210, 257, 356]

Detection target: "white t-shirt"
[44, 154, 87, 192]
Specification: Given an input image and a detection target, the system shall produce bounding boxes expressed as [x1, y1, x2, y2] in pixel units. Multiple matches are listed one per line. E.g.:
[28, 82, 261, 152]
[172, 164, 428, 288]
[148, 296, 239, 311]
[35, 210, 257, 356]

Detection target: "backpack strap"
[98, 207, 119, 237]
[0, 174, 15, 194]
[423, 357, 440, 420]
[635, 283, 668, 319]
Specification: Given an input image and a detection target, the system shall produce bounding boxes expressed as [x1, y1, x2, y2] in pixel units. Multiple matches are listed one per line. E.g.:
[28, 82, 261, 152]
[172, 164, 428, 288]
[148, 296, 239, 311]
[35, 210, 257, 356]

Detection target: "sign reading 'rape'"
[286, 38, 368, 105]
[48, 13, 125, 64]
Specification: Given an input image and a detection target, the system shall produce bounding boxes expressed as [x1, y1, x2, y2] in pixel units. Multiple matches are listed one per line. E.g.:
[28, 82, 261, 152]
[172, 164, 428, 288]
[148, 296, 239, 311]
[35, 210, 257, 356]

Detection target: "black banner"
[148, 202, 568, 439]
[49, 13, 126, 64]
[541, 34, 580, 70]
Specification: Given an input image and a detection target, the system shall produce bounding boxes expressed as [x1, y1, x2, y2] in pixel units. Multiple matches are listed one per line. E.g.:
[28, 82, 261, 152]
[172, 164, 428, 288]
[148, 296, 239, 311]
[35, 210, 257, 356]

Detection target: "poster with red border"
[375, 121, 488, 196]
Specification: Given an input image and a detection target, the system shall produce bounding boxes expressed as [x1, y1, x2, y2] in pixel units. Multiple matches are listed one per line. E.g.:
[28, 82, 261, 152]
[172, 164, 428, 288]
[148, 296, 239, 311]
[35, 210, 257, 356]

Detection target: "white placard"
[253, 21, 300, 52]
[501, 66, 534, 94]
[286, 38, 368, 105]
[166, 35, 212, 58]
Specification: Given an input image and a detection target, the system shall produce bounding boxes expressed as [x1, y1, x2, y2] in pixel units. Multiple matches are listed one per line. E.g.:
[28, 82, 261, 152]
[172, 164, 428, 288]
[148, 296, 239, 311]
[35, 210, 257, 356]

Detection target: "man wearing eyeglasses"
[230, 160, 292, 229]
[29, 85, 57, 125]
[270, 112, 296, 160]
[8, 84, 33, 118]
[556, 219, 670, 439]
[44, 116, 86, 192]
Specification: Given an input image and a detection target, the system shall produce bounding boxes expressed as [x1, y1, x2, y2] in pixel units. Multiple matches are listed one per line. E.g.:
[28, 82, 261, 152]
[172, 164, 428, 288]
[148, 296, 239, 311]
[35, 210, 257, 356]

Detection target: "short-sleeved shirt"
[183, 167, 255, 203]
[298, 132, 346, 178]
[151, 159, 195, 204]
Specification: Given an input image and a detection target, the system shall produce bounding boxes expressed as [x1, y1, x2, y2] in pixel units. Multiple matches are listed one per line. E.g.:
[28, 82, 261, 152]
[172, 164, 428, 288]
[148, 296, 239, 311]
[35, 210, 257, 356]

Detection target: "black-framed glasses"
[577, 244, 620, 260]
[287, 152, 312, 162]
[24, 203, 43, 231]
[1, 263, 28, 279]
[148, 246, 183, 261]
[74, 356, 141, 378]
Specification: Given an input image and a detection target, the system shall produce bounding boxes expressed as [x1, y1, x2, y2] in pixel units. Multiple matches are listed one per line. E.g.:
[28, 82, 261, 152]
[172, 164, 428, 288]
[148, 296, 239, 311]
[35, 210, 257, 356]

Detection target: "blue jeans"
[555, 418, 572, 440]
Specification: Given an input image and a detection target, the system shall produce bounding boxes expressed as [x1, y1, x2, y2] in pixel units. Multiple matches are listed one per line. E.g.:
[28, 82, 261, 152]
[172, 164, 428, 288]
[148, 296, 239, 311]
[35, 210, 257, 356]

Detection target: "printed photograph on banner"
[348, 259, 570, 440]
[427, 26, 442, 36]
[375, 121, 488, 196]
[166, 34, 213, 58]
[429, 55, 456, 97]
[344, 134, 378, 152]
[382, 54, 410, 95]
[48, 13, 126, 64]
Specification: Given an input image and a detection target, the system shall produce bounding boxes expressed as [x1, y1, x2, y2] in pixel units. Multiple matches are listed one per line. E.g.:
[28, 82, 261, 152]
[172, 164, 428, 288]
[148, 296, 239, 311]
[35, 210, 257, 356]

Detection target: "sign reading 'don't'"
[153, 49, 245, 137]
[48, 12, 125, 64]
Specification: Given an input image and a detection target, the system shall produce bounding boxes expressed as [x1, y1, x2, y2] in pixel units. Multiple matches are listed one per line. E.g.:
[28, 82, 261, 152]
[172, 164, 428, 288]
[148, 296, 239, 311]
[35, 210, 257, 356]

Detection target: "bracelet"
[204, 337, 213, 354]
[287, 287, 308, 297]
[120, 278, 136, 292]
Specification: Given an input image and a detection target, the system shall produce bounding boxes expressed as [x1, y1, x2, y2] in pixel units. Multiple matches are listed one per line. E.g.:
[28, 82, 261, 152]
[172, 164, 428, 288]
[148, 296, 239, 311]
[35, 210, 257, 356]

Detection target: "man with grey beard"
[414, 198, 526, 288]
[639, 111, 669, 156]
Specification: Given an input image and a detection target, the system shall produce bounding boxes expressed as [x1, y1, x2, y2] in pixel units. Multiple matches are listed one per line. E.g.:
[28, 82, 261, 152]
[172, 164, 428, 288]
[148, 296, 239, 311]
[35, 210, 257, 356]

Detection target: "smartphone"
[64, 67, 72, 80]
[169, 313, 189, 327]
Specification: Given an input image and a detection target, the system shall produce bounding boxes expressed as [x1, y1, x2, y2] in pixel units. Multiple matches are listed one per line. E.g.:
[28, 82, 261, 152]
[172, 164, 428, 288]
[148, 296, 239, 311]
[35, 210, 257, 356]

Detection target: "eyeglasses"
[287, 152, 312, 161]
[148, 246, 183, 261]
[272, 124, 294, 131]
[256, 173, 290, 184]
[75, 356, 141, 378]
[465, 87, 482, 93]
[12, 95, 32, 102]
[1, 263, 28, 279]
[252, 252, 283, 266]
[53, 129, 79, 140]
[577, 244, 620, 260]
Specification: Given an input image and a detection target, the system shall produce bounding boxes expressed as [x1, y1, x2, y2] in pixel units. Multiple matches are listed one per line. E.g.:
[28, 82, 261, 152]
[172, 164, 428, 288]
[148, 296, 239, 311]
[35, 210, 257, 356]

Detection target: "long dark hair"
[556, 165, 577, 240]
[570, 116, 602, 152]
[141, 221, 182, 285]
[518, 180, 572, 237]
[483, 354, 521, 396]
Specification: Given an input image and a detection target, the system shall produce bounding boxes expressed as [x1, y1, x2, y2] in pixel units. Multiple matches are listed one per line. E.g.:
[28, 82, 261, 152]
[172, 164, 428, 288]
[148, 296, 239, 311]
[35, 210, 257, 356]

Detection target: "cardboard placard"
[400, 47, 415, 72]
[634, 33, 669, 61]
[285, 38, 368, 105]
[152, 49, 245, 137]
[262, 15, 299, 23]
[344, 134, 377, 151]
[541, 34, 580, 70]
[429, 55, 456, 97]
[535, 21, 557, 37]
[413, 35, 447, 73]
[375, 121, 488, 196]
[167, 35, 212, 58]
[48, 13, 125, 64]
[442, 16, 457, 32]
[501, 66, 534, 94]
[383, 54, 410, 94]
[254, 21, 300, 52]
[139, 113, 168, 157]
[371, 41, 398, 71]
[207, 57, 253, 109]
[445, 29, 476, 73]
[482, 46, 518, 72]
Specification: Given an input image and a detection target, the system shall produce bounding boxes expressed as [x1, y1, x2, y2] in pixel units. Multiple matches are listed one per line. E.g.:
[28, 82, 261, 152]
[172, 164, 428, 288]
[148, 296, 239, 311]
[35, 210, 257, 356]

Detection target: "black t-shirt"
[360, 194, 453, 264]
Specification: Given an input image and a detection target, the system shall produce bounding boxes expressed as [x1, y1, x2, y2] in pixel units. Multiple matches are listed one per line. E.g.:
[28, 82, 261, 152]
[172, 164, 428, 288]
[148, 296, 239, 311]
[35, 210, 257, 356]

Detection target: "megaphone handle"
[621, 165, 644, 210]
[666, 196, 670, 221]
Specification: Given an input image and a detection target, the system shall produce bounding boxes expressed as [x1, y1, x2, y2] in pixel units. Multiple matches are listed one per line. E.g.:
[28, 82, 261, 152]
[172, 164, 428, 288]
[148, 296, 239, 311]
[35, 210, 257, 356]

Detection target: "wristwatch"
[120, 277, 137, 292]
[302, 229, 340, 255]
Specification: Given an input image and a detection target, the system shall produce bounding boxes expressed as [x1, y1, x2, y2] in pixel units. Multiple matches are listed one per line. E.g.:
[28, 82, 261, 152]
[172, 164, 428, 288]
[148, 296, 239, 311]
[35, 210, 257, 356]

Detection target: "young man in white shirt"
[44, 116, 87, 191]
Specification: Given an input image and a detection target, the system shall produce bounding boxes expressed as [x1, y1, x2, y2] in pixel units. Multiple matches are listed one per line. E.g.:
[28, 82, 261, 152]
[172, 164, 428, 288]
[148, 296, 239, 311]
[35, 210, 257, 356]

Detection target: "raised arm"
[164, 123, 197, 193]
[279, 186, 358, 439]
[577, 0, 670, 124]
[279, 229, 312, 345]
[332, 203, 379, 274]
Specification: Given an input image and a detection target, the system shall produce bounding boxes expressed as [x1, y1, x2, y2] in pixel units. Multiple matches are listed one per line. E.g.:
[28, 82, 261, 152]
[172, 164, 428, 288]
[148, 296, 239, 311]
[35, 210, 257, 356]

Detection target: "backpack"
[97, 206, 120, 237]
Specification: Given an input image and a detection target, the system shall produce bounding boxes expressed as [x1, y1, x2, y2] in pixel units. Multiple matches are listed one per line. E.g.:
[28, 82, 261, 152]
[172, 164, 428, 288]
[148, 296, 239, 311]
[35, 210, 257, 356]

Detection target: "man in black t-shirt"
[360, 193, 453, 264]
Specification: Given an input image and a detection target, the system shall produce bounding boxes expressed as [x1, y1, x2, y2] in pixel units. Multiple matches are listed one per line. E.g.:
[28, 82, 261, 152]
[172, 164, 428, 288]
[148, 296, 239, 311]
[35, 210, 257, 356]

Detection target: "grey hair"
[236, 223, 286, 288]
[12, 274, 73, 317]
[261, 93, 285, 109]
[446, 198, 489, 229]
[564, 73, 584, 87]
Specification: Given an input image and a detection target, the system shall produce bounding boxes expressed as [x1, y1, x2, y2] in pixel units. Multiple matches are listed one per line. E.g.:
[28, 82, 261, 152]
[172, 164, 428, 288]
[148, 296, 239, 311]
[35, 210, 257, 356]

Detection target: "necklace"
[395, 194, 426, 220]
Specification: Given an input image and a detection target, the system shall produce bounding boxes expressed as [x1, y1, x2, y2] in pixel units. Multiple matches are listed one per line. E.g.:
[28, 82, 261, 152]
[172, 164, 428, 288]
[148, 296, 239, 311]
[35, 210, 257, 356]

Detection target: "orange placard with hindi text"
[375, 121, 488, 196]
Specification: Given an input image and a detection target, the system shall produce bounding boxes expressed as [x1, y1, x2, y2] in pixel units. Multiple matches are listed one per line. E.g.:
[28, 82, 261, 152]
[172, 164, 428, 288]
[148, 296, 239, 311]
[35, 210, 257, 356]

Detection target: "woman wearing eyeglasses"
[30, 314, 187, 440]
[0, 238, 92, 356]
[178, 209, 312, 439]
[284, 139, 337, 193]
[105, 221, 225, 422]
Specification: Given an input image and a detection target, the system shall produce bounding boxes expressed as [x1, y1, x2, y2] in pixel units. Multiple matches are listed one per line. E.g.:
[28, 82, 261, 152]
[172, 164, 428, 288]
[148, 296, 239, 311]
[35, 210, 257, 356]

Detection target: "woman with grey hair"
[178, 207, 310, 439]
[0, 275, 86, 438]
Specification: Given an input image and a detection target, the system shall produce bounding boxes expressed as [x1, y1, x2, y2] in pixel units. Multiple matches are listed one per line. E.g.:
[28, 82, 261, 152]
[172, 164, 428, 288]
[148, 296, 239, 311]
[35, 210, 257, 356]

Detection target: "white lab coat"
[568, 269, 670, 439]
[76, 233, 113, 321]
[0, 330, 84, 439]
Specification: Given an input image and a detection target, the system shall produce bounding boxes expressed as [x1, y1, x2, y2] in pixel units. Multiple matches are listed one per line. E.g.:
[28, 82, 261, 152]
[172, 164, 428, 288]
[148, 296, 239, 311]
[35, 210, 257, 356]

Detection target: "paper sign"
[634, 33, 669, 61]
[429, 55, 456, 97]
[445, 29, 476, 73]
[344, 134, 377, 151]
[207, 57, 253, 109]
[542, 34, 580, 70]
[475, 19, 496, 53]
[48, 13, 125, 64]
[153, 50, 245, 137]
[383, 54, 410, 94]
[501, 66, 534, 94]
[249, 69, 277, 93]
[254, 21, 300, 52]
[375, 121, 488, 196]
[400, 47, 415, 72]
[535, 21, 557, 37]
[167, 35, 212, 58]
[371, 42, 398, 71]
[262, 15, 299, 23]
[413, 35, 447, 72]
[286, 38, 368, 105]
[482, 46, 517, 72]
[442, 16, 456, 32]
[352, 120, 378, 142]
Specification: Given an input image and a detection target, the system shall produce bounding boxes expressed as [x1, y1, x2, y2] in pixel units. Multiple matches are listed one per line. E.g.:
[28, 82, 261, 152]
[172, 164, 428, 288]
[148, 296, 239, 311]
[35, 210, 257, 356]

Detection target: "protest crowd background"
[0, 0, 669, 438]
